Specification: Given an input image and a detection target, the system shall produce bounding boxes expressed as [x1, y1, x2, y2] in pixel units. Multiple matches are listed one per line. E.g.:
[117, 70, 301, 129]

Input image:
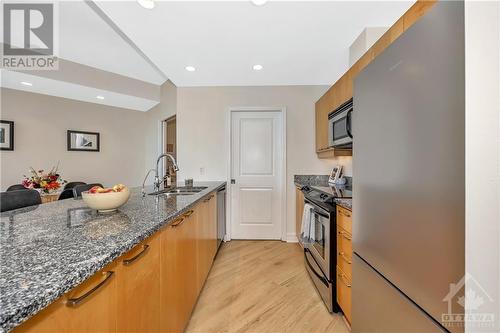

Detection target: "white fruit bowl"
[82, 188, 131, 212]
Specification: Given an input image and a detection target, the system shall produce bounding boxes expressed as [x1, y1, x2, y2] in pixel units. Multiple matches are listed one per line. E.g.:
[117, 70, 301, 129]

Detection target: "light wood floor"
[186, 241, 349, 333]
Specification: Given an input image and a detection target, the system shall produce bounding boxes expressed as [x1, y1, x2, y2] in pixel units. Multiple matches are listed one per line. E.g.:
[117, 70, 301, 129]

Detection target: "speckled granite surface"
[294, 175, 352, 210]
[0, 181, 225, 332]
[294, 175, 330, 187]
[334, 199, 352, 211]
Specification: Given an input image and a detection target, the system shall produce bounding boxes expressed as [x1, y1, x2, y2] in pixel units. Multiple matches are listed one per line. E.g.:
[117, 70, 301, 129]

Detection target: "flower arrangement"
[22, 164, 66, 194]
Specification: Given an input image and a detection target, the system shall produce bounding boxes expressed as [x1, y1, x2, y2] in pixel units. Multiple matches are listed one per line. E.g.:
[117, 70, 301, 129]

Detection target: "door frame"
[225, 106, 287, 242]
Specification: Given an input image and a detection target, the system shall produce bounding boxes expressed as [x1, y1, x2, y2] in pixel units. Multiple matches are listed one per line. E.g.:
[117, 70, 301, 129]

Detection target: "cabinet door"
[315, 99, 325, 152]
[161, 212, 198, 333]
[295, 187, 304, 241]
[206, 194, 218, 261]
[116, 232, 161, 333]
[403, 0, 437, 31]
[16, 263, 117, 333]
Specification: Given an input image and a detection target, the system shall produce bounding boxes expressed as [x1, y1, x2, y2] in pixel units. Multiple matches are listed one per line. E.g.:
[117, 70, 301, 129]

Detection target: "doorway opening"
[162, 115, 177, 185]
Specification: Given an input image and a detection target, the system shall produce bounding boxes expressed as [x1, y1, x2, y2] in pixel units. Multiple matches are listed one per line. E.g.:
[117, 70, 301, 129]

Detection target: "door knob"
[231, 179, 236, 184]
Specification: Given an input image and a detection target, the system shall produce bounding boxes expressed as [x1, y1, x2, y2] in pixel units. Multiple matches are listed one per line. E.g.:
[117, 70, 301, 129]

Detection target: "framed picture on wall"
[67, 130, 100, 152]
[0, 120, 14, 151]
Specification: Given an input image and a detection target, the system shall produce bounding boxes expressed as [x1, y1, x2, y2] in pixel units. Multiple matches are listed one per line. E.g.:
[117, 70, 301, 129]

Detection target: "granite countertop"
[0, 181, 226, 332]
[294, 175, 352, 211]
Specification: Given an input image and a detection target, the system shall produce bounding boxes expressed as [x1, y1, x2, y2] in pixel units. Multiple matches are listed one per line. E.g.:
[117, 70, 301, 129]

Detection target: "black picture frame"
[67, 130, 100, 152]
[0, 120, 14, 151]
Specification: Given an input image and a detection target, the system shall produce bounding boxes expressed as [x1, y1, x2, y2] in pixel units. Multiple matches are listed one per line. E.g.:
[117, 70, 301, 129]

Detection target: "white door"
[230, 111, 284, 240]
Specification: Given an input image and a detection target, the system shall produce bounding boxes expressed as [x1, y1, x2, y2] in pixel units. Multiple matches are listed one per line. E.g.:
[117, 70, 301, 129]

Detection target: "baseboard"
[286, 233, 299, 243]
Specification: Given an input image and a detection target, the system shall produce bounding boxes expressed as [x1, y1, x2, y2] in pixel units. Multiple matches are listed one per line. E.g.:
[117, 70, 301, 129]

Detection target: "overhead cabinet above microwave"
[314, 0, 436, 159]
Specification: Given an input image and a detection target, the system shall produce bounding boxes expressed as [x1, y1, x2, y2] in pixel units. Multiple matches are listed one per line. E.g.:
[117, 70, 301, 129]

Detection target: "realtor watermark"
[2, 2, 58, 70]
[442, 273, 496, 330]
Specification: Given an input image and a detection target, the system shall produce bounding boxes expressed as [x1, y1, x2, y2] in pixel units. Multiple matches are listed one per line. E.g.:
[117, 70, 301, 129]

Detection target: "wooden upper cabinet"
[16, 263, 117, 333]
[116, 232, 161, 333]
[350, 48, 374, 80]
[315, 96, 329, 152]
[372, 17, 404, 59]
[403, 0, 437, 31]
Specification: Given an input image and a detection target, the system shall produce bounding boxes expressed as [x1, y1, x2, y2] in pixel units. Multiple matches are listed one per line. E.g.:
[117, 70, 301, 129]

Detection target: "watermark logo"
[442, 273, 495, 329]
[2, 2, 58, 70]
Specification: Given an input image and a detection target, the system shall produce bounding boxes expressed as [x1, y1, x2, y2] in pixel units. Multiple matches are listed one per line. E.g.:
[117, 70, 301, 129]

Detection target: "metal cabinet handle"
[338, 230, 352, 241]
[183, 210, 194, 218]
[203, 194, 214, 203]
[337, 272, 352, 288]
[338, 251, 352, 264]
[123, 245, 150, 265]
[171, 217, 185, 227]
[66, 271, 114, 307]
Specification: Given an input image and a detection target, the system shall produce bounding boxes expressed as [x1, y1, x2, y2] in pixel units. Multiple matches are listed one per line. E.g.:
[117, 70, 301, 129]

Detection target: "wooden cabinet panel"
[295, 187, 304, 242]
[336, 226, 352, 281]
[350, 48, 374, 79]
[161, 211, 198, 333]
[372, 18, 404, 59]
[16, 263, 117, 333]
[116, 233, 161, 333]
[315, 97, 329, 152]
[336, 266, 352, 324]
[336, 206, 352, 234]
[403, 0, 437, 31]
[207, 194, 218, 260]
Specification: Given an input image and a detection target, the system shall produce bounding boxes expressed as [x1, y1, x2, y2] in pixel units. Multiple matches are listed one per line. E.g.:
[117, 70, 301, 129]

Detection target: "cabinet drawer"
[336, 206, 352, 234]
[337, 266, 352, 324]
[336, 226, 352, 281]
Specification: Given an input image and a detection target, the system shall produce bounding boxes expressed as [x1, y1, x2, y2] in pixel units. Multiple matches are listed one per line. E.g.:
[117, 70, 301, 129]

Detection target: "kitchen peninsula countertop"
[0, 181, 226, 332]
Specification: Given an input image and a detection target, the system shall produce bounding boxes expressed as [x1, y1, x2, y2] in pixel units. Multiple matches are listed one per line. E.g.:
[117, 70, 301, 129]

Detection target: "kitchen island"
[0, 181, 226, 333]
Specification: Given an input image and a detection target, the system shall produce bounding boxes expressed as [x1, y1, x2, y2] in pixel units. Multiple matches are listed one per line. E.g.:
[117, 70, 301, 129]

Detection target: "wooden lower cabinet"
[16, 262, 117, 333]
[161, 207, 199, 333]
[295, 186, 304, 241]
[116, 232, 161, 333]
[336, 266, 352, 323]
[16, 191, 220, 333]
[336, 206, 352, 324]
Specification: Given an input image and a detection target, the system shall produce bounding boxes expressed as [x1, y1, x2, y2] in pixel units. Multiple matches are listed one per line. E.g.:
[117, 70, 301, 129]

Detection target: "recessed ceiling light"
[137, 0, 155, 9]
[20, 81, 33, 86]
[251, 0, 268, 6]
[96, 95, 105, 100]
[253, 64, 263, 71]
[185, 66, 196, 72]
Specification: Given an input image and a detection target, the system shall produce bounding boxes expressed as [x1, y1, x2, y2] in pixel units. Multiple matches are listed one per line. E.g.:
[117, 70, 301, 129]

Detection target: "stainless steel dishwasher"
[216, 185, 226, 251]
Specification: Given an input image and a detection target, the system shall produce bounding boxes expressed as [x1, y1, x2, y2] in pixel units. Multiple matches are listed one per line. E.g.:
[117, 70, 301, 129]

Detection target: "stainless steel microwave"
[328, 98, 353, 148]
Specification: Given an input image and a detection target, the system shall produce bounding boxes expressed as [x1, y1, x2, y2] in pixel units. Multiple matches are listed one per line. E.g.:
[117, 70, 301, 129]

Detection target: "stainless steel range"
[300, 185, 352, 313]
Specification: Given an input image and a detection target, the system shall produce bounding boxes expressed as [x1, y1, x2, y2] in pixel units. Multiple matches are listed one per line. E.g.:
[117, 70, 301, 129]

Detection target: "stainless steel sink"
[148, 186, 208, 196]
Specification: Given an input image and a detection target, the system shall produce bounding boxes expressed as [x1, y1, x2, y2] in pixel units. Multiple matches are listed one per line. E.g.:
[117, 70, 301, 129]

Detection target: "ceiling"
[58, 1, 165, 85]
[1, 70, 159, 111]
[96, 0, 414, 87]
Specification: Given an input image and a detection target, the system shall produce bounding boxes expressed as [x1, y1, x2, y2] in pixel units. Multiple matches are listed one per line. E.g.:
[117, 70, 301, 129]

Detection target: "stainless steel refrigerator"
[352, 2, 464, 333]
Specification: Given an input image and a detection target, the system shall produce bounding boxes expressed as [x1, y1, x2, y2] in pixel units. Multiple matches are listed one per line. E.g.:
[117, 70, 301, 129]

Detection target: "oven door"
[305, 199, 331, 280]
[328, 108, 353, 148]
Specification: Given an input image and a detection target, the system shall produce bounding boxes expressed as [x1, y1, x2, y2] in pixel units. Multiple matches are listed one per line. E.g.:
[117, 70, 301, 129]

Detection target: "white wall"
[0, 88, 147, 190]
[176, 85, 353, 240]
[465, 1, 500, 332]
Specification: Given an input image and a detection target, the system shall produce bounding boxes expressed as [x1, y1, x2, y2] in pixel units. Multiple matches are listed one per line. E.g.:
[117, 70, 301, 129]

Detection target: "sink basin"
[148, 186, 208, 196]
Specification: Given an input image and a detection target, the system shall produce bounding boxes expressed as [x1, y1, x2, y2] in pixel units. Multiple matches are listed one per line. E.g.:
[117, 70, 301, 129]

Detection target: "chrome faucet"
[142, 169, 156, 197]
[154, 153, 179, 192]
